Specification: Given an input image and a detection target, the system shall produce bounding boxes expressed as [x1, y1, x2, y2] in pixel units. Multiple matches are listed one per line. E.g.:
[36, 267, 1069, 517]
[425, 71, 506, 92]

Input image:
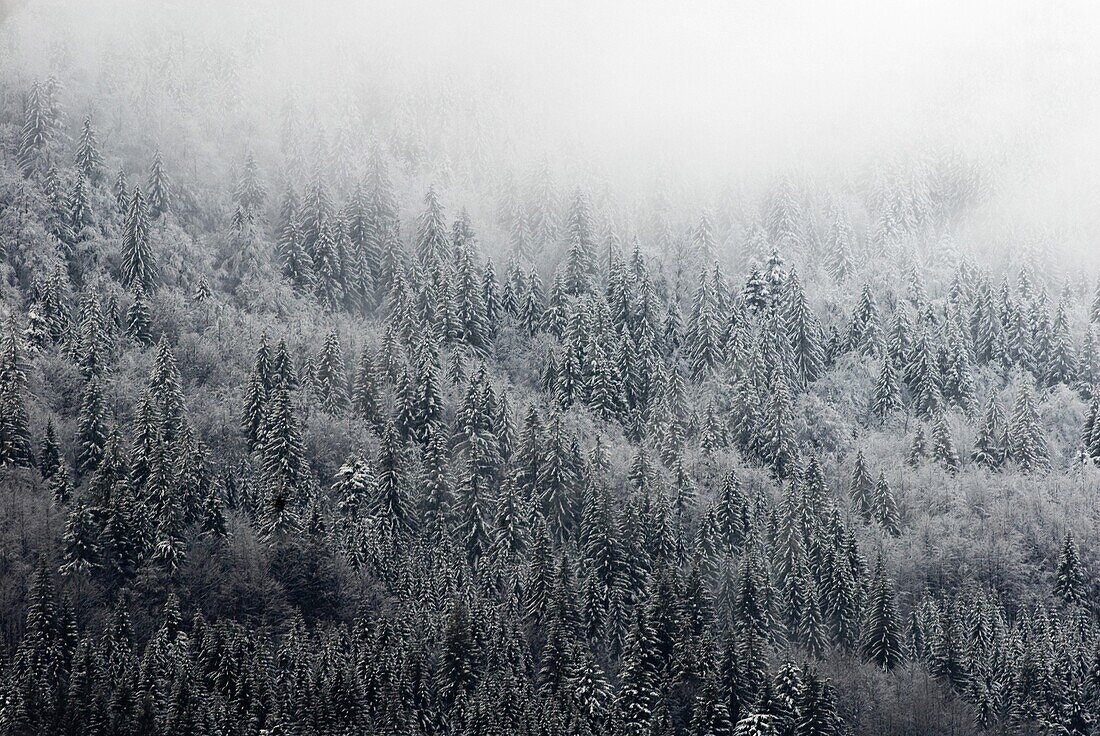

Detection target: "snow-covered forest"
[2, 1, 1100, 734]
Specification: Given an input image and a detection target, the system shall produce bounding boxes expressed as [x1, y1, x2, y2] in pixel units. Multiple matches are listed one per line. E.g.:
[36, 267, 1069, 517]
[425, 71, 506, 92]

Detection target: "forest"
[2, 2, 1100, 735]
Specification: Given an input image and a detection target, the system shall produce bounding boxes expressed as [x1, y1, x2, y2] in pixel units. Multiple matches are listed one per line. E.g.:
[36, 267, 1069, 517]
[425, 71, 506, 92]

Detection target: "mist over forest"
[3, 2, 1100, 735]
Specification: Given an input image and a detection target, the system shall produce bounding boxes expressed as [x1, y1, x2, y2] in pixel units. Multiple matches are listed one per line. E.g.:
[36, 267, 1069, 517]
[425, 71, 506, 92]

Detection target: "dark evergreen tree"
[121, 188, 157, 292]
[861, 554, 904, 671]
[1055, 531, 1087, 607]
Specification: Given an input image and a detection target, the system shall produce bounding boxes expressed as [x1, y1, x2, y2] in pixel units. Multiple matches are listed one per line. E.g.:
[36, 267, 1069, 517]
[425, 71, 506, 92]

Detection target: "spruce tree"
[1007, 376, 1049, 472]
[930, 412, 960, 472]
[352, 349, 383, 428]
[125, 288, 153, 346]
[849, 451, 874, 522]
[121, 188, 157, 292]
[77, 378, 108, 476]
[784, 271, 824, 387]
[314, 330, 349, 415]
[872, 472, 900, 536]
[146, 148, 171, 218]
[416, 186, 449, 266]
[1055, 531, 1087, 607]
[870, 354, 900, 422]
[971, 393, 1005, 470]
[907, 424, 928, 466]
[861, 553, 904, 671]
[0, 321, 35, 468]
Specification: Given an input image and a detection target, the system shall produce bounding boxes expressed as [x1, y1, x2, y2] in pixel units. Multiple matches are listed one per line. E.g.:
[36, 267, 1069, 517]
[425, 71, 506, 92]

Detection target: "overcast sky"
[6, 0, 1100, 259]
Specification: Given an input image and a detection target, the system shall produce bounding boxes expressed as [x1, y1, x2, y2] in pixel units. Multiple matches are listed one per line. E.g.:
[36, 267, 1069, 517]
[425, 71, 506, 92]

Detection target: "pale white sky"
[7, 0, 1100, 257]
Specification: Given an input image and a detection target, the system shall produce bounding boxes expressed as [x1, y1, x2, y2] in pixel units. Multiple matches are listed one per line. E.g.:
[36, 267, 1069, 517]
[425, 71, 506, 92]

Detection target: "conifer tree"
[77, 378, 108, 475]
[1055, 531, 1087, 607]
[0, 321, 35, 468]
[784, 271, 824, 386]
[870, 354, 900, 422]
[930, 412, 960, 472]
[277, 187, 314, 288]
[73, 116, 103, 183]
[416, 186, 449, 266]
[971, 393, 1005, 470]
[121, 188, 157, 292]
[563, 189, 596, 295]
[38, 418, 61, 481]
[260, 383, 306, 491]
[17, 80, 55, 176]
[872, 472, 900, 536]
[125, 288, 153, 346]
[907, 424, 928, 466]
[147, 148, 171, 218]
[1007, 377, 1049, 472]
[352, 349, 383, 428]
[60, 502, 98, 574]
[314, 331, 349, 415]
[849, 451, 874, 522]
[374, 422, 412, 533]
[861, 554, 904, 671]
[242, 334, 272, 452]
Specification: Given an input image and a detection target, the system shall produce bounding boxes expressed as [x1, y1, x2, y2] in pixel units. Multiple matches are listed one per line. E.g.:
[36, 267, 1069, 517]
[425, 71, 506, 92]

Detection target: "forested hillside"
[2, 4, 1100, 736]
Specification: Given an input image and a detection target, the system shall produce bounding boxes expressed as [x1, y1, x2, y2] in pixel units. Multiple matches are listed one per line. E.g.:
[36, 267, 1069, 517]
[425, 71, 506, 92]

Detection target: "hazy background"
[4, 0, 1100, 261]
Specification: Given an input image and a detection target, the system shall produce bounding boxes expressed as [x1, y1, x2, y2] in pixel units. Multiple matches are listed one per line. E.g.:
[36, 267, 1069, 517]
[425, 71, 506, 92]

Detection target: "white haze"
[5, 0, 1100, 261]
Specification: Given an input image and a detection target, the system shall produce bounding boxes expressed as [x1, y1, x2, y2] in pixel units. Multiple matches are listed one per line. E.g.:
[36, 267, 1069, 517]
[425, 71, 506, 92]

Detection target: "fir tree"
[416, 186, 449, 266]
[930, 412, 960, 472]
[971, 393, 1005, 470]
[147, 148, 172, 218]
[907, 425, 928, 466]
[314, 330, 349, 415]
[849, 451, 874, 522]
[125, 288, 153, 346]
[1055, 531, 1087, 607]
[870, 354, 900, 422]
[872, 472, 900, 536]
[121, 188, 157, 292]
[1007, 377, 1049, 472]
[77, 378, 108, 476]
[861, 554, 904, 671]
[0, 321, 35, 468]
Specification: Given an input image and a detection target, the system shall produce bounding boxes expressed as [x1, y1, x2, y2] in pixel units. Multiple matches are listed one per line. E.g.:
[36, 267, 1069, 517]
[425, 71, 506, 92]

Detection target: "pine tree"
[907, 328, 943, 419]
[1007, 377, 1049, 472]
[277, 187, 314, 288]
[971, 393, 1005, 470]
[38, 418, 61, 481]
[861, 553, 904, 671]
[823, 208, 854, 283]
[872, 472, 900, 536]
[314, 331, 349, 415]
[374, 422, 412, 532]
[563, 189, 596, 295]
[784, 271, 824, 386]
[930, 412, 960, 472]
[416, 186, 449, 266]
[242, 333, 272, 452]
[870, 354, 900, 422]
[125, 288, 153, 345]
[1055, 531, 1087, 607]
[0, 320, 35, 468]
[77, 378, 108, 476]
[121, 188, 157, 292]
[260, 384, 306, 491]
[907, 424, 928, 466]
[849, 451, 874, 522]
[17, 80, 56, 176]
[352, 349, 383, 428]
[74, 117, 104, 182]
[145, 148, 172, 218]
